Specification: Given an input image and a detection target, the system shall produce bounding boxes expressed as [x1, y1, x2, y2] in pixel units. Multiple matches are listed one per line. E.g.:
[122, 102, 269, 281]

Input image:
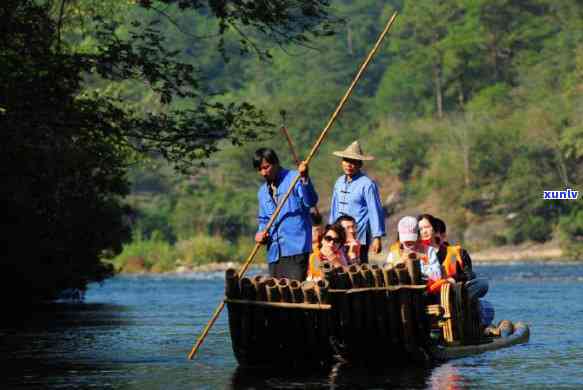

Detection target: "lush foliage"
[117, 0, 583, 263]
[4, 0, 583, 297]
[1, 0, 338, 301]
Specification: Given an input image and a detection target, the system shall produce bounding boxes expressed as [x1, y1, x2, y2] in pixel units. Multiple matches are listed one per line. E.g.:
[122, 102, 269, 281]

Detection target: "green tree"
[1, 0, 337, 301]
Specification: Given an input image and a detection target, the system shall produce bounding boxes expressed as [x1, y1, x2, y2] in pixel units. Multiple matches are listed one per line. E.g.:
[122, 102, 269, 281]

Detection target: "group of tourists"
[253, 140, 493, 327]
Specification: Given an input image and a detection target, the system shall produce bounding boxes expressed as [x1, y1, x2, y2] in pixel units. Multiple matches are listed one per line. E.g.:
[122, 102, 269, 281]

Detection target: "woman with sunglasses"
[307, 224, 348, 281]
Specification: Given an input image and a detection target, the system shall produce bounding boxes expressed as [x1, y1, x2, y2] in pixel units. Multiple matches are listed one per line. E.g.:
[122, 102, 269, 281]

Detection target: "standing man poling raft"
[254, 148, 318, 281]
[329, 141, 385, 263]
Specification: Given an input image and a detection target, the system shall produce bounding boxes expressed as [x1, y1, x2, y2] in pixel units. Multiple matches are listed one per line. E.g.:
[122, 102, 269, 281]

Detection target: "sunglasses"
[323, 235, 341, 244]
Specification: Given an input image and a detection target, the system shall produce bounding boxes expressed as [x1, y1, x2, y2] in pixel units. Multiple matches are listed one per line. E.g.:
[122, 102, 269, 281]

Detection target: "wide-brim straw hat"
[332, 141, 374, 161]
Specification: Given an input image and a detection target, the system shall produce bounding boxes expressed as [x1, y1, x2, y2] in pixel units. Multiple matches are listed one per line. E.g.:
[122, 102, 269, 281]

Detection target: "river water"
[2, 262, 583, 389]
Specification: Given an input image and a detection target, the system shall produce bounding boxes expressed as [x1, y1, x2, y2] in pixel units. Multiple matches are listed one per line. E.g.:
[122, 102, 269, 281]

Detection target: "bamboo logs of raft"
[224, 258, 432, 367]
[438, 281, 483, 346]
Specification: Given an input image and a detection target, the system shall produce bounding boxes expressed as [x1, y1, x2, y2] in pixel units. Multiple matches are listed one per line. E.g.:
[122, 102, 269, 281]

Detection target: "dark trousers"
[268, 253, 309, 281]
[360, 245, 369, 264]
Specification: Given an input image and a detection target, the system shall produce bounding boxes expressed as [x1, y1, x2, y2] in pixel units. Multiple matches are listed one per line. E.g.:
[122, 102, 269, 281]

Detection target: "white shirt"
[386, 244, 442, 281]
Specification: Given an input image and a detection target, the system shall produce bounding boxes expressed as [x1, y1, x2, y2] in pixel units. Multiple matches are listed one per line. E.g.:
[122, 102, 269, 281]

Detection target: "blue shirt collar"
[343, 170, 363, 183]
[266, 167, 288, 188]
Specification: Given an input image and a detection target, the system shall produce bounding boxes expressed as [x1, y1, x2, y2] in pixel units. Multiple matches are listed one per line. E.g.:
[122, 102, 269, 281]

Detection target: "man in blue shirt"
[254, 148, 318, 281]
[329, 141, 385, 263]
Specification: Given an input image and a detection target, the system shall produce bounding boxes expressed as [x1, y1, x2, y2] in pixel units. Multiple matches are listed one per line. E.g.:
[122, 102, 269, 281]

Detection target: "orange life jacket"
[307, 248, 322, 280]
[308, 247, 347, 280]
[426, 245, 466, 294]
[442, 244, 464, 278]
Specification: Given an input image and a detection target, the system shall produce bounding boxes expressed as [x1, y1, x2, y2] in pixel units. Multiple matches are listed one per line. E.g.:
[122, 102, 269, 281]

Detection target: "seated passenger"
[335, 215, 361, 264]
[311, 210, 324, 253]
[431, 216, 493, 327]
[386, 216, 442, 291]
[432, 216, 488, 300]
[417, 213, 441, 251]
[307, 224, 348, 281]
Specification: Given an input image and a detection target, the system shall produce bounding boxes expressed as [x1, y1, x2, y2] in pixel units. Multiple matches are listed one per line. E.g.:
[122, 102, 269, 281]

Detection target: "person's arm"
[329, 182, 339, 224]
[364, 181, 385, 253]
[346, 241, 360, 263]
[425, 248, 448, 294]
[364, 181, 385, 239]
[458, 249, 476, 281]
[255, 189, 270, 244]
[295, 162, 318, 209]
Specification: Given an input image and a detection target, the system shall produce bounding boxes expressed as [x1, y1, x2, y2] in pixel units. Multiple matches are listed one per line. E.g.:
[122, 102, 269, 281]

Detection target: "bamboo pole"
[279, 111, 323, 220]
[279, 110, 301, 166]
[187, 11, 399, 360]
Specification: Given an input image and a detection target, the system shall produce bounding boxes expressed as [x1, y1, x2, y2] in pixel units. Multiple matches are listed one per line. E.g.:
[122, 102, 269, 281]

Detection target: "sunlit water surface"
[2, 262, 583, 389]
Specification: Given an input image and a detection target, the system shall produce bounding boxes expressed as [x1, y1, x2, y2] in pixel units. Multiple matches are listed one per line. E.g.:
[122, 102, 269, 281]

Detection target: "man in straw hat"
[329, 141, 385, 263]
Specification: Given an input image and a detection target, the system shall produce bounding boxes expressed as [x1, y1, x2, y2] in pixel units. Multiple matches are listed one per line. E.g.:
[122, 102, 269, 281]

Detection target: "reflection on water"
[229, 361, 477, 389]
[230, 362, 435, 389]
[1, 263, 583, 389]
[429, 363, 469, 390]
[1, 303, 130, 389]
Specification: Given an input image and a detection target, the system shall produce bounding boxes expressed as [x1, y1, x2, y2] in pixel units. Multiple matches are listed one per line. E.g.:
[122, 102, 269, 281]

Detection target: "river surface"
[2, 262, 583, 389]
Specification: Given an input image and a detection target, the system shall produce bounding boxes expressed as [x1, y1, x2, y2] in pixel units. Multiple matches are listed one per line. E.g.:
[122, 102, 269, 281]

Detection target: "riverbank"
[115, 239, 578, 275]
[470, 239, 567, 262]
[368, 239, 574, 264]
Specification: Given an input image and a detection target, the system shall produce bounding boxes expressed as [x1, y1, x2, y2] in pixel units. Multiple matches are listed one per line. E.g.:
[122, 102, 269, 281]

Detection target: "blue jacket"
[257, 168, 318, 263]
[329, 172, 385, 245]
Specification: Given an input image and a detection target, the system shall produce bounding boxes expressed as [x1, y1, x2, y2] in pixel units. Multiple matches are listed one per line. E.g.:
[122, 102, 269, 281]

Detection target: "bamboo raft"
[224, 259, 529, 368]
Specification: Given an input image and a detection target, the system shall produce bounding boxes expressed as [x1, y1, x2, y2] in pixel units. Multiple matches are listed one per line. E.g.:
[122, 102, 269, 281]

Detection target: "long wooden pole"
[187, 11, 398, 360]
[279, 111, 301, 166]
[279, 110, 322, 218]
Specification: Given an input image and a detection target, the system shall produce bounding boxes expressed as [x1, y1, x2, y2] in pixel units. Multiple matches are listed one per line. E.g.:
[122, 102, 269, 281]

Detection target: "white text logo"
[542, 189, 579, 200]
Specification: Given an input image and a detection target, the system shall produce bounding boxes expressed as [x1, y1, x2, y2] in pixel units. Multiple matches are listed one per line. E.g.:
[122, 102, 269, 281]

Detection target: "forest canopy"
[1, 0, 338, 301]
